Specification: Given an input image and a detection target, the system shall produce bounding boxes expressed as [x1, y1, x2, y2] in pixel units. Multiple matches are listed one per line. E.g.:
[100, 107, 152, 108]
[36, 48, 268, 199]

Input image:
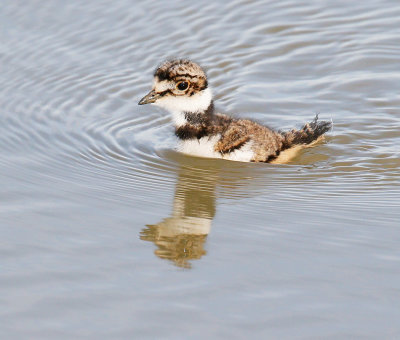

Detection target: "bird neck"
[174, 101, 216, 140]
[184, 101, 215, 125]
[166, 88, 213, 127]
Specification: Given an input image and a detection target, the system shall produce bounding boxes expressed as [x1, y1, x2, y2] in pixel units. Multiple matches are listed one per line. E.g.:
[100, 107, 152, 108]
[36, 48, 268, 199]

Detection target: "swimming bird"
[138, 59, 331, 163]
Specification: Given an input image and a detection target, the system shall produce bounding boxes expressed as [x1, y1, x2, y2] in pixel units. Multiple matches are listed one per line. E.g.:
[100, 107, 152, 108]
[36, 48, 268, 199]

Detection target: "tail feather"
[282, 114, 331, 148]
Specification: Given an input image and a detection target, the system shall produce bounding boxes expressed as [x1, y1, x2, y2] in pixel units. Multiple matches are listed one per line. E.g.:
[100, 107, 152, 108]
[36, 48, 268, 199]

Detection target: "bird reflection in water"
[140, 163, 217, 268]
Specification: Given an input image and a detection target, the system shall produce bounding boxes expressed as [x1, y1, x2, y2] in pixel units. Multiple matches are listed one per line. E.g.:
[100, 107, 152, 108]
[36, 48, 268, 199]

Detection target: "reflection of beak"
[138, 90, 161, 105]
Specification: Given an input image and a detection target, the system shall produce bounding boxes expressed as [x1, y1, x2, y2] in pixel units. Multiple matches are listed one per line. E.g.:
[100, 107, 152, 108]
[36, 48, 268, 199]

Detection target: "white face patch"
[152, 87, 213, 126]
[154, 78, 174, 93]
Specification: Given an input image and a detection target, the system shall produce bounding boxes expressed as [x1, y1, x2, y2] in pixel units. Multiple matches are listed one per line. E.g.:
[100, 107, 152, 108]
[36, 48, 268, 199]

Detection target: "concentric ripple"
[1, 0, 400, 338]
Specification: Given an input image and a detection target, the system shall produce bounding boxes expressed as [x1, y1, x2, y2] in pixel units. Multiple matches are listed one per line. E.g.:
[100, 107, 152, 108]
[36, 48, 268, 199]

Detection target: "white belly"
[177, 135, 254, 162]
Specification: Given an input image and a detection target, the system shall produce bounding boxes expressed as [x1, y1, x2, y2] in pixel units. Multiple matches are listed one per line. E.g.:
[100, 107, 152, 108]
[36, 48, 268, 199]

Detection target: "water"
[1, 0, 400, 338]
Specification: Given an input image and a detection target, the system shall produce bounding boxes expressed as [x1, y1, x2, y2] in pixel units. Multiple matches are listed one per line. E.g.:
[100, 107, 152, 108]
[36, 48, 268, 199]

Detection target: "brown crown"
[154, 59, 208, 91]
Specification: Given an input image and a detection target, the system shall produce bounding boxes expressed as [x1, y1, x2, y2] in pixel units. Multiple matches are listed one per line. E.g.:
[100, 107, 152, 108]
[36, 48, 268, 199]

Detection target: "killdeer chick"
[138, 59, 331, 163]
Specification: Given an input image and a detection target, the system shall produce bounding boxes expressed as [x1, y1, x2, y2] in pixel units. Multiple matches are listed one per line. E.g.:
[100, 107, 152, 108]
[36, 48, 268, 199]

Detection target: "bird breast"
[177, 135, 255, 162]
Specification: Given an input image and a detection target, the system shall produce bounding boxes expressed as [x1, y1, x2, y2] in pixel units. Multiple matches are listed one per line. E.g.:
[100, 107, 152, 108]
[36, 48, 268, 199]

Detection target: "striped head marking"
[138, 59, 212, 115]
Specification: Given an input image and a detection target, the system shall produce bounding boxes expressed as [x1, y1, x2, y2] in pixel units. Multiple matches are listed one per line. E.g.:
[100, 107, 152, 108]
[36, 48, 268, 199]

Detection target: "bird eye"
[177, 81, 189, 91]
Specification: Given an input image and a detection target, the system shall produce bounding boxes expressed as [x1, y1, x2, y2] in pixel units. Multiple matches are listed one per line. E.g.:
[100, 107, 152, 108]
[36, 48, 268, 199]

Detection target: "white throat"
[153, 88, 213, 127]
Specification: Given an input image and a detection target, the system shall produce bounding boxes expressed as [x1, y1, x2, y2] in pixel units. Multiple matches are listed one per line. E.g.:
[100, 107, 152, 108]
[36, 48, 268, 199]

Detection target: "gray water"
[1, 0, 400, 338]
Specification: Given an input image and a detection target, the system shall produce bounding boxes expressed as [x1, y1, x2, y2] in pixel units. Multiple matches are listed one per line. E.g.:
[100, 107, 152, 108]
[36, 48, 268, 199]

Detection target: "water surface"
[1, 0, 400, 338]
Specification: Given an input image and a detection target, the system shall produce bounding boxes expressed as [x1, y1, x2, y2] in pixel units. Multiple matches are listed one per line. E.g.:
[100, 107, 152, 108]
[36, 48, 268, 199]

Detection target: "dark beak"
[138, 90, 161, 105]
